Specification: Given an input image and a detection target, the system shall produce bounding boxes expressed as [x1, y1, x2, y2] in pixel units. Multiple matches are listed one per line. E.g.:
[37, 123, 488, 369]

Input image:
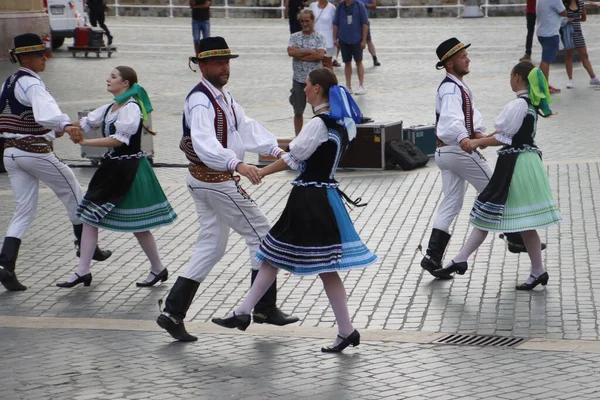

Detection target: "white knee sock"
[71, 224, 98, 282]
[446, 227, 489, 267]
[320, 272, 354, 346]
[134, 231, 165, 282]
[521, 230, 545, 284]
[233, 263, 278, 316]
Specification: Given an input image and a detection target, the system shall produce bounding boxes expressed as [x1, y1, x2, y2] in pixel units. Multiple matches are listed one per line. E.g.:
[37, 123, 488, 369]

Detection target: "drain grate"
[433, 334, 526, 348]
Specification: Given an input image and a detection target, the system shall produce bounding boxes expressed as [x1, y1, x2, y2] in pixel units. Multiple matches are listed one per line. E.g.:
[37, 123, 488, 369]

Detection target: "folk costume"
[421, 38, 543, 279]
[157, 37, 298, 342]
[0, 34, 111, 292]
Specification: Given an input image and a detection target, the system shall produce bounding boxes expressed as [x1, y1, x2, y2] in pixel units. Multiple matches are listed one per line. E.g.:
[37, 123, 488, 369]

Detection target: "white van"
[44, 0, 86, 49]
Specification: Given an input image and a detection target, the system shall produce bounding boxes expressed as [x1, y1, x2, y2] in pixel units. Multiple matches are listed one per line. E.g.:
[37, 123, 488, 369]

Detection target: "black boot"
[252, 269, 299, 326]
[420, 229, 452, 277]
[156, 276, 200, 342]
[502, 233, 547, 254]
[0, 237, 26, 291]
[73, 224, 113, 262]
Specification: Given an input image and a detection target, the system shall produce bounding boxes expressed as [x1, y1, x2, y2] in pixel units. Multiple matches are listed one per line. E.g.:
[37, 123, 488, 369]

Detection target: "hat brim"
[436, 43, 471, 70]
[190, 54, 239, 64]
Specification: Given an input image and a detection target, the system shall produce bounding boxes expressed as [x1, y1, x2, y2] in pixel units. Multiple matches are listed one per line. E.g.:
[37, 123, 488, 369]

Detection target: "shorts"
[289, 80, 307, 115]
[537, 35, 559, 63]
[324, 47, 336, 58]
[339, 41, 363, 63]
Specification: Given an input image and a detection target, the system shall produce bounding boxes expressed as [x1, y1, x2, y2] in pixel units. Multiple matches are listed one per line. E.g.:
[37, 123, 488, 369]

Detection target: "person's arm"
[366, 0, 377, 9]
[280, 117, 329, 171]
[258, 157, 290, 178]
[232, 97, 285, 159]
[581, 2, 587, 21]
[19, 80, 72, 133]
[79, 104, 111, 133]
[333, 6, 340, 46]
[470, 135, 503, 150]
[436, 86, 472, 151]
[359, 3, 368, 47]
[79, 137, 122, 147]
[298, 49, 325, 61]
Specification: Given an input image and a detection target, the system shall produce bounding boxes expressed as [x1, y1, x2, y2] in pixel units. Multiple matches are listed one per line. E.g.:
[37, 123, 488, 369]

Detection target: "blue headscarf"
[329, 85, 362, 141]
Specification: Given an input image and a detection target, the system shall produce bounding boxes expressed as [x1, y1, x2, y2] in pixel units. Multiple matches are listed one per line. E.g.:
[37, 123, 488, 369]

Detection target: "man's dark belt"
[4, 137, 52, 153]
[188, 163, 234, 183]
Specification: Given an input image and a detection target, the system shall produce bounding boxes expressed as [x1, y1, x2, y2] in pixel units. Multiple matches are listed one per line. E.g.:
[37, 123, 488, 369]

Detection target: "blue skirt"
[256, 186, 377, 275]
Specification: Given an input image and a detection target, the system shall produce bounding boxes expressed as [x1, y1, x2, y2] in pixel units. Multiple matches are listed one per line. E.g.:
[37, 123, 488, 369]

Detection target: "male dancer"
[0, 34, 111, 291]
[421, 37, 545, 279]
[156, 37, 298, 341]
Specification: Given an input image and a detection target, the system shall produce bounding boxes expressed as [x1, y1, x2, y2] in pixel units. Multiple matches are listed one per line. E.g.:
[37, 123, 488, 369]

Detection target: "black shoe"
[420, 229, 452, 277]
[253, 308, 300, 326]
[321, 330, 360, 353]
[373, 56, 381, 66]
[76, 247, 113, 262]
[0, 267, 27, 291]
[56, 273, 92, 288]
[333, 60, 341, 67]
[157, 313, 198, 341]
[136, 268, 168, 287]
[516, 272, 549, 291]
[501, 233, 547, 254]
[212, 312, 252, 331]
[107, 34, 113, 46]
[431, 261, 468, 279]
[507, 242, 547, 254]
[360, 116, 374, 124]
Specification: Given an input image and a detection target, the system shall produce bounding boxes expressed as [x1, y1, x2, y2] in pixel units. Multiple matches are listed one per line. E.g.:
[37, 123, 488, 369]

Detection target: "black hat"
[436, 37, 471, 70]
[8, 33, 46, 63]
[189, 36, 239, 65]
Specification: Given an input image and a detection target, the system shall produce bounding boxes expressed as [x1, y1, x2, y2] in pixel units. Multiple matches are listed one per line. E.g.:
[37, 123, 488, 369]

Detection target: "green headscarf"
[527, 68, 553, 116]
[113, 83, 153, 121]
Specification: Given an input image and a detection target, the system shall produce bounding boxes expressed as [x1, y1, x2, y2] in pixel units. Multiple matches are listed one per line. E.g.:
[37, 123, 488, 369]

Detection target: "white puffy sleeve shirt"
[436, 78, 486, 146]
[283, 116, 329, 170]
[1, 68, 71, 140]
[493, 97, 529, 145]
[184, 89, 283, 172]
[79, 101, 141, 145]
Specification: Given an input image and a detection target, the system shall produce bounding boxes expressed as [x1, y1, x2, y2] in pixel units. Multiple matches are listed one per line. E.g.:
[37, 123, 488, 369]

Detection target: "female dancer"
[56, 66, 177, 288]
[212, 68, 377, 352]
[433, 61, 561, 290]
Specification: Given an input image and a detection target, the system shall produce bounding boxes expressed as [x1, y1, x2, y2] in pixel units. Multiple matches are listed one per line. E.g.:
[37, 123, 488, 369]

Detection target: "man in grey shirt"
[288, 9, 326, 135]
[536, 0, 566, 93]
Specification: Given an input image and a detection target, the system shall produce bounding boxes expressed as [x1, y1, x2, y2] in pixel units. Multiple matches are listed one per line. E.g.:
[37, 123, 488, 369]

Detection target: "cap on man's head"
[189, 36, 239, 65]
[436, 37, 471, 70]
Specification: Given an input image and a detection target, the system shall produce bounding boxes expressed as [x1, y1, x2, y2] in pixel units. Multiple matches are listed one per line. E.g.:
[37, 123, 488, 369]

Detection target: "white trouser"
[182, 172, 271, 283]
[432, 145, 493, 233]
[3, 148, 84, 239]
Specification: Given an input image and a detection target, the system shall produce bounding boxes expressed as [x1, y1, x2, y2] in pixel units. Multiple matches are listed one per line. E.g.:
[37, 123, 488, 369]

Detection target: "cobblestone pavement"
[1, 16, 600, 399]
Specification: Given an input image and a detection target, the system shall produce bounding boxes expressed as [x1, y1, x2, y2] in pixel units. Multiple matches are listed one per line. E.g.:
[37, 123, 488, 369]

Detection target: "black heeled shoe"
[516, 272, 549, 291]
[431, 261, 468, 279]
[211, 312, 252, 331]
[136, 268, 168, 287]
[321, 330, 361, 353]
[56, 273, 92, 288]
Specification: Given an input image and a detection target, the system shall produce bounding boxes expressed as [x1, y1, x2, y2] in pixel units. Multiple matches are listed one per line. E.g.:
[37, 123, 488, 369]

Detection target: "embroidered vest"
[435, 76, 475, 145]
[180, 83, 238, 166]
[0, 70, 52, 136]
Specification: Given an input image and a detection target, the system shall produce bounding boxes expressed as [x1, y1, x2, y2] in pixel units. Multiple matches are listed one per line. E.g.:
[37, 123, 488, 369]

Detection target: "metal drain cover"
[433, 334, 526, 348]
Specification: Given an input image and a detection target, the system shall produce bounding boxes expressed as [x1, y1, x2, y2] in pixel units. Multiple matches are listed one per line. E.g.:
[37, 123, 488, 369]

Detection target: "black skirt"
[83, 158, 140, 207]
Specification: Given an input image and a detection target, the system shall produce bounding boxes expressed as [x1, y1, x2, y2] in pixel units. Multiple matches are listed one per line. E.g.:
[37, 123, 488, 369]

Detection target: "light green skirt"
[471, 151, 561, 232]
[84, 157, 177, 232]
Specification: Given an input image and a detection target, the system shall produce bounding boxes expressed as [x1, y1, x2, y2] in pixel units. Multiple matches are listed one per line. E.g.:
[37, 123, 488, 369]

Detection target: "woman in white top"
[310, 0, 337, 70]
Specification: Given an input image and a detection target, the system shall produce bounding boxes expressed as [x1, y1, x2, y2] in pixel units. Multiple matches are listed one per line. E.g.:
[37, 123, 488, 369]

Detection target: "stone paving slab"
[1, 327, 600, 400]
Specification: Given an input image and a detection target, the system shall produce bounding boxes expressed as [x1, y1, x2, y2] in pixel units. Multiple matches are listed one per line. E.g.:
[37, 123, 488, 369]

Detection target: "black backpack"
[385, 140, 429, 170]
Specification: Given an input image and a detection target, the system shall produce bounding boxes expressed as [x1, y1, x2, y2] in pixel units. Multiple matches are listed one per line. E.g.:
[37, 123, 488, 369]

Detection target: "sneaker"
[354, 86, 366, 95]
[519, 54, 531, 61]
[590, 77, 600, 86]
[346, 87, 353, 94]
[566, 80, 574, 89]
[332, 60, 341, 67]
[549, 86, 561, 94]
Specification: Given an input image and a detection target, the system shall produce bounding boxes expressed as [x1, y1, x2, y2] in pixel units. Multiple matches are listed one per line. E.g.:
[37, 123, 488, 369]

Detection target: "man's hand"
[236, 163, 262, 185]
[360, 40, 366, 50]
[459, 138, 472, 153]
[474, 132, 487, 149]
[55, 131, 65, 138]
[334, 40, 340, 49]
[65, 125, 83, 144]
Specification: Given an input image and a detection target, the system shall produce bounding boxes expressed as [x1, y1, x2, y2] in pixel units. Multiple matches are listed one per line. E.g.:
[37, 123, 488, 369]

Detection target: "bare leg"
[577, 47, 597, 79]
[344, 62, 352, 89]
[294, 114, 303, 136]
[539, 60, 550, 82]
[320, 272, 354, 346]
[565, 48, 574, 80]
[322, 56, 333, 71]
[356, 60, 365, 87]
[367, 40, 377, 57]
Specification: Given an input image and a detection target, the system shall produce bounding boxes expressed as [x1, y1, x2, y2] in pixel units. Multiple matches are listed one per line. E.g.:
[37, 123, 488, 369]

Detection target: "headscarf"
[329, 85, 362, 141]
[527, 68, 553, 116]
[113, 83, 153, 121]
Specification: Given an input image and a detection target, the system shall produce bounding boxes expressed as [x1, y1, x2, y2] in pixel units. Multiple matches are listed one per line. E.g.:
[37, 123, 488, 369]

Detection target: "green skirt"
[81, 157, 177, 232]
[471, 151, 561, 232]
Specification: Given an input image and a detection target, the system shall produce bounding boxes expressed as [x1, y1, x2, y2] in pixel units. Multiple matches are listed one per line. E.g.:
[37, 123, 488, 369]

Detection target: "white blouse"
[283, 116, 329, 170]
[436, 74, 486, 146]
[493, 92, 530, 145]
[80, 99, 141, 145]
[309, 2, 337, 48]
[1, 67, 71, 140]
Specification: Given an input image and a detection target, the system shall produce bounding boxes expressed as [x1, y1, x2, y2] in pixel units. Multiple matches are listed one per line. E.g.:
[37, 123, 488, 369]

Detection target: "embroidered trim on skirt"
[470, 151, 561, 232]
[256, 186, 377, 275]
[77, 157, 177, 232]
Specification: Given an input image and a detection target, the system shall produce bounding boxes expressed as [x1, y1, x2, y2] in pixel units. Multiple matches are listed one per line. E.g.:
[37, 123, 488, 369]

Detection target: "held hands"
[473, 132, 487, 150]
[65, 125, 83, 144]
[236, 163, 262, 185]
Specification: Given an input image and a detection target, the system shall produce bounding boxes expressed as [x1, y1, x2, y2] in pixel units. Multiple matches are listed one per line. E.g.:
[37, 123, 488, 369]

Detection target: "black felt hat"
[436, 37, 470, 70]
[8, 33, 46, 64]
[189, 36, 239, 65]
